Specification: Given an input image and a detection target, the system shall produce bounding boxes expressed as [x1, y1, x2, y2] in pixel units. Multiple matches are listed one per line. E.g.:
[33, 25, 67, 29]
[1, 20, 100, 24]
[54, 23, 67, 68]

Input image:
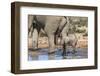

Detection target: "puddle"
[28, 48, 88, 61]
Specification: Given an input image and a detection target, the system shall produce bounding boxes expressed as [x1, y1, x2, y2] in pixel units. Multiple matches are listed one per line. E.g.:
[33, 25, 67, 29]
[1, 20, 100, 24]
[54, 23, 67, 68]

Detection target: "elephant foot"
[48, 51, 55, 54]
[72, 50, 77, 54]
[33, 46, 38, 50]
[62, 51, 67, 56]
[63, 55, 67, 59]
[48, 48, 56, 54]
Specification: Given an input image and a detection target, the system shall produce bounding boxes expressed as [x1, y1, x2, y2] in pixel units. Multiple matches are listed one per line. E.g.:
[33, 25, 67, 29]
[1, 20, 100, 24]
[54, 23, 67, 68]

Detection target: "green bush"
[75, 29, 86, 33]
[83, 32, 88, 36]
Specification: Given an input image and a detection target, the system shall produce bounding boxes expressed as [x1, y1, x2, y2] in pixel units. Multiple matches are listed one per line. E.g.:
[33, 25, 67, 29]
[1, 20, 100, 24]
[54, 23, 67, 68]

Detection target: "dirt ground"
[28, 36, 88, 49]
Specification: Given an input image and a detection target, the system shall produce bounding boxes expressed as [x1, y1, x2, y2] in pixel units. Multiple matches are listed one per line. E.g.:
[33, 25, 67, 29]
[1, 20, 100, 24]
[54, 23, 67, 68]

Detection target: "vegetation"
[69, 17, 88, 37]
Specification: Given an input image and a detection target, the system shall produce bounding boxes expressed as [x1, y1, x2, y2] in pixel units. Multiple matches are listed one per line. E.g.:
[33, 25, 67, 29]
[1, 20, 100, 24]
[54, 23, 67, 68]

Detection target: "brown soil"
[28, 36, 88, 49]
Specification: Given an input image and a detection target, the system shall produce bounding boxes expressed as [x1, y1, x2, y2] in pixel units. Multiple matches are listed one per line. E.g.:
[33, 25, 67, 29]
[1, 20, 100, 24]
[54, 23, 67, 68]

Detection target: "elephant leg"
[54, 35, 57, 45]
[61, 36, 69, 56]
[28, 24, 33, 38]
[72, 41, 77, 54]
[62, 42, 67, 56]
[32, 29, 38, 49]
[48, 35, 55, 54]
[54, 35, 59, 48]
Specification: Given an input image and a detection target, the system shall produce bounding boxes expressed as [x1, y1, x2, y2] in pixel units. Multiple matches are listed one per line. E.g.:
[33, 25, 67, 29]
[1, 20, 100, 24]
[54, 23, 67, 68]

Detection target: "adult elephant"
[28, 15, 68, 54]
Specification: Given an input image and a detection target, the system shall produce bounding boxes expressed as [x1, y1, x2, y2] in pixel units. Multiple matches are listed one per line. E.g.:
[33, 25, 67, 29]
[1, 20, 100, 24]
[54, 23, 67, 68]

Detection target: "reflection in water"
[38, 55, 48, 60]
[28, 48, 88, 61]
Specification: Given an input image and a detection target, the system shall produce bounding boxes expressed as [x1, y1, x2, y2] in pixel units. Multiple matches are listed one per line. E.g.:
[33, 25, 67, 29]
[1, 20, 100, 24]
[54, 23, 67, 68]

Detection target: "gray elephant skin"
[28, 15, 70, 54]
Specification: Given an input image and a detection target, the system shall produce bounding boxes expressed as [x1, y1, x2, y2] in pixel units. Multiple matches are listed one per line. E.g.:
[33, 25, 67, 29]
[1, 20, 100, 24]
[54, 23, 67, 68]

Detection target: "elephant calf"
[61, 23, 78, 56]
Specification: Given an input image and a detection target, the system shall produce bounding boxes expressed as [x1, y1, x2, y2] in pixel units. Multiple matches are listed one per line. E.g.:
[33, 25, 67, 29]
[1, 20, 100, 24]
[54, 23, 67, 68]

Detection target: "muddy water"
[28, 48, 88, 61]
